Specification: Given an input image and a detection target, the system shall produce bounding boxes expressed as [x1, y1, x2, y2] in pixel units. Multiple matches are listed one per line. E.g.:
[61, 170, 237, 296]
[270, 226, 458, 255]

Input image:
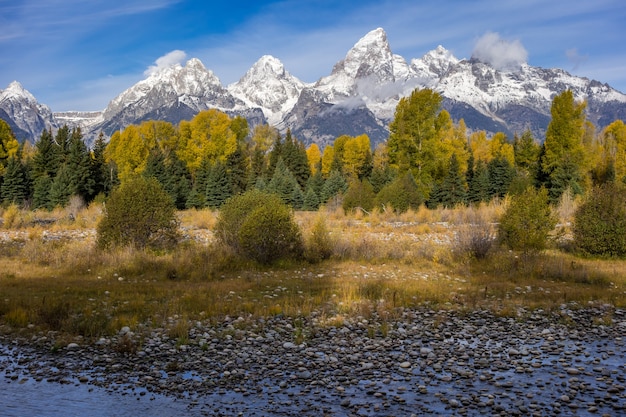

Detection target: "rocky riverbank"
[2, 305, 626, 416]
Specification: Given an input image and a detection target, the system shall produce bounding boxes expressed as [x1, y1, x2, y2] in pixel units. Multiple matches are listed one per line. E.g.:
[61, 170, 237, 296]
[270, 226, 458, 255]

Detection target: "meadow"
[0, 198, 624, 346]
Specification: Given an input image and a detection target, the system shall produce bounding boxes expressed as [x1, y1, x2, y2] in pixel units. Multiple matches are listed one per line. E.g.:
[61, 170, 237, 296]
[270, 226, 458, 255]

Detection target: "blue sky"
[1, 0, 625, 111]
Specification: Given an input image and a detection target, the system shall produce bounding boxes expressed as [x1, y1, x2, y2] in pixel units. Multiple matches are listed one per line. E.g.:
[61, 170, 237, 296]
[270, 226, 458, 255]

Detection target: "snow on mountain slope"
[0, 81, 57, 141]
[3, 27, 626, 147]
[228, 55, 308, 126]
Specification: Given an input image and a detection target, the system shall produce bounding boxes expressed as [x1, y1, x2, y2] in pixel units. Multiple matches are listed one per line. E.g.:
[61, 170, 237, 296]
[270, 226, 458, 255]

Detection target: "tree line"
[1, 88, 625, 212]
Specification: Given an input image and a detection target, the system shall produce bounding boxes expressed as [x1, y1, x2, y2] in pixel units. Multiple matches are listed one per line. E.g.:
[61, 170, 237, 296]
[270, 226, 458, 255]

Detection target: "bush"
[498, 187, 557, 253]
[342, 179, 375, 213]
[454, 210, 496, 260]
[374, 172, 423, 213]
[97, 177, 180, 250]
[573, 183, 626, 257]
[238, 200, 303, 264]
[216, 190, 303, 264]
[215, 189, 282, 252]
[304, 215, 333, 263]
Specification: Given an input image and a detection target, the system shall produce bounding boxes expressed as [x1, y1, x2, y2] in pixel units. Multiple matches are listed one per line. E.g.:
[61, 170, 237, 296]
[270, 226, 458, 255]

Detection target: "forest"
[0, 88, 625, 216]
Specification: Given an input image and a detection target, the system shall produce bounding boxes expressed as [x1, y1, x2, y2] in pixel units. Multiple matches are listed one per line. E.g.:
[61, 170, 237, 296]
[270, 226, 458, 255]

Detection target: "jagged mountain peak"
[228, 55, 306, 126]
[1, 81, 38, 103]
[334, 27, 394, 80]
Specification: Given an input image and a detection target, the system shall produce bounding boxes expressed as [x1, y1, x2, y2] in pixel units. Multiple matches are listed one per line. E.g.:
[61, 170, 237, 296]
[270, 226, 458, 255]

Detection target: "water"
[0, 378, 194, 417]
[2, 338, 625, 416]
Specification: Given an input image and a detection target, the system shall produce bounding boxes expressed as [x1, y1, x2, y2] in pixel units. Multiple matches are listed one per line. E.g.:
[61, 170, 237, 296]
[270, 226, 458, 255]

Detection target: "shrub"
[454, 210, 496, 260]
[498, 187, 557, 254]
[342, 179, 375, 213]
[97, 177, 180, 250]
[216, 190, 303, 264]
[374, 172, 423, 213]
[304, 215, 333, 263]
[573, 183, 626, 257]
[215, 190, 282, 252]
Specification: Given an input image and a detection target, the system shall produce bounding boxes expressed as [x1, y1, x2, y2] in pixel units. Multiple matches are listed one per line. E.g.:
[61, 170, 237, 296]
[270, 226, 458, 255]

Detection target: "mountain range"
[2, 28, 626, 148]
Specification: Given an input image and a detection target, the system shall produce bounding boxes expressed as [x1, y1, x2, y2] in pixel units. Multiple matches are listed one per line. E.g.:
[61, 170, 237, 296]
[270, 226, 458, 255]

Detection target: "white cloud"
[566, 48, 588, 70]
[144, 50, 187, 76]
[471, 32, 528, 71]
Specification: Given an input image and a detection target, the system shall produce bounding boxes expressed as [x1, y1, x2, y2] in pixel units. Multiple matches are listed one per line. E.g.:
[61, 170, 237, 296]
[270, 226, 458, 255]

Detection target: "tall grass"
[0, 202, 624, 342]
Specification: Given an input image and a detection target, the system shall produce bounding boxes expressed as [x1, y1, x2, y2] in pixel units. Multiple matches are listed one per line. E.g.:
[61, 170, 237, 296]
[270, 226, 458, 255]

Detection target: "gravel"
[2, 304, 625, 416]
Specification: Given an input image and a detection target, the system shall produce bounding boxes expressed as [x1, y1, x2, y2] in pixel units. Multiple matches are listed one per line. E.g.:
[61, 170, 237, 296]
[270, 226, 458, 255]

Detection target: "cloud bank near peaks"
[471, 32, 528, 71]
[144, 50, 187, 76]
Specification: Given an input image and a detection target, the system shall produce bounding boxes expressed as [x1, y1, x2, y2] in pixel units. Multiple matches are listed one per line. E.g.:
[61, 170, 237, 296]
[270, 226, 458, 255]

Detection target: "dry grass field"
[0, 199, 624, 344]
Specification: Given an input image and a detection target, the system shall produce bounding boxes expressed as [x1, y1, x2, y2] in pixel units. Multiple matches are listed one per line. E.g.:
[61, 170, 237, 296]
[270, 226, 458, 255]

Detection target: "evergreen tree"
[306, 170, 325, 198]
[488, 156, 515, 199]
[67, 128, 95, 202]
[187, 157, 211, 209]
[267, 133, 283, 180]
[31, 129, 58, 179]
[32, 174, 53, 210]
[437, 154, 467, 208]
[320, 170, 348, 204]
[513, 129, 540, 176]
[302, 186, 320, 211]
[205, 161, 231, 209]
[468, 159, 490, 204]
[91, 132, 112, 197]
[54, 125, 71, 165]
[143, 147, 168, 184]
[164, 153, 192, 210]
[1, 156, 29, 206]
[281, 129, 311, 188]
[267, 158, 303, 208]
[49, 164, 73, 208]
[225, 145, 248, 196]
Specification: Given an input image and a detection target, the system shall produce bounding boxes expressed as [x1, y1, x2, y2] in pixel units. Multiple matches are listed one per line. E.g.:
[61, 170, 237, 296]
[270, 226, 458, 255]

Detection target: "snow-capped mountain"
[229, 55, 308, 126]
[95, 57, 265, 139]
[2, 27, 626, 148]
[0, 81, 57, 142]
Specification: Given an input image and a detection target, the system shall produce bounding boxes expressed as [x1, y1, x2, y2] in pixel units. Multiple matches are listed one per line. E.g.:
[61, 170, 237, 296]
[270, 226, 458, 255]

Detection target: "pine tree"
[488, 156, 515, 199]
[54, 125, 71, 165]
[67, 128, 95, 202]
[91, 132, 111, 197]
[31, 128, 58, 179]
[267, 158, 303, 208]
[143, 147, 168, 185]
[205, 161, 231, 209]
[1, 156, 30, 206]
[164, 153, 192, 210]
[32, 174, 53, 210]
[438, 154, 467, 208]
[225, 145, 248, 196]
[320, 170, 348, 204]
[302, 186, 320, 211]
[49, 164, 73, 208]
[468, 159, 490, 204]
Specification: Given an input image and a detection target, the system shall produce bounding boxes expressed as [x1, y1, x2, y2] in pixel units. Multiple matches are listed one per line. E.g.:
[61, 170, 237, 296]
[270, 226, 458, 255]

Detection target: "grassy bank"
[0, 201, 624, 345]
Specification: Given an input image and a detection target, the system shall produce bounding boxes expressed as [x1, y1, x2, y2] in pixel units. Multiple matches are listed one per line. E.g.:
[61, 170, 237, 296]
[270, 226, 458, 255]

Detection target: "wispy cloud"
[144, 50, 187, 76]
[471, 32, 528, 71]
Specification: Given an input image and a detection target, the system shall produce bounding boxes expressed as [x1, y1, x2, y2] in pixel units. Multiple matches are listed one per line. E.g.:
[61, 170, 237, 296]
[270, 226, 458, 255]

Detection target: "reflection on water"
[0, 377, 195, 417]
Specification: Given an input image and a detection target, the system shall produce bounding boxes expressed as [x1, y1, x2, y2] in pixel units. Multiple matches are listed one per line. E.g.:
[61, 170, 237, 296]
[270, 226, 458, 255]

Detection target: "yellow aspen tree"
[306, 143, 322, 174]
[321, 145, 335, 177]
[105, 124, 151, 182]
[342, 134, 371, 179]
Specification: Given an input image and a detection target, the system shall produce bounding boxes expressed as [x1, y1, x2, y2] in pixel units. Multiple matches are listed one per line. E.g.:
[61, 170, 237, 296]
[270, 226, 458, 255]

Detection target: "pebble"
[1, 306, 624, 416]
